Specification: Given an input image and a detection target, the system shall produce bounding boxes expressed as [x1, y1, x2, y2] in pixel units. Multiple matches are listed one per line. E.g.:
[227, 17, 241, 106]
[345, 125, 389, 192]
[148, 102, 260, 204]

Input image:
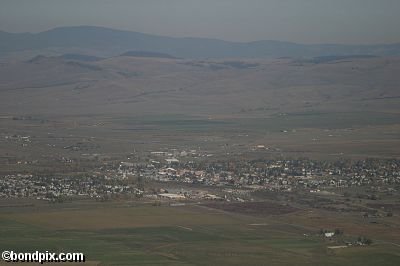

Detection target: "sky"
[1, 0, 400, 44]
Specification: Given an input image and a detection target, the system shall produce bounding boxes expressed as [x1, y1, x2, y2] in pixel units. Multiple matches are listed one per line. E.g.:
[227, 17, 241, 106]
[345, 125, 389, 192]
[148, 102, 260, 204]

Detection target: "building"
[158, 193, 186, 200]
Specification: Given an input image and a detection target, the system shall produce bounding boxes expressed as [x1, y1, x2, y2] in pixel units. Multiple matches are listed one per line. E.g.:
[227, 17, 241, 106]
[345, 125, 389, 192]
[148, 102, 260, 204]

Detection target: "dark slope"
[120, 51, 178, 59]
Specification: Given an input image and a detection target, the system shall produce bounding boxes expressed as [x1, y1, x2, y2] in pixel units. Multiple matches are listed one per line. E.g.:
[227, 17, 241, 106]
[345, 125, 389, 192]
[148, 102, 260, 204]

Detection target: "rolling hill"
[0, 55, 399, 117]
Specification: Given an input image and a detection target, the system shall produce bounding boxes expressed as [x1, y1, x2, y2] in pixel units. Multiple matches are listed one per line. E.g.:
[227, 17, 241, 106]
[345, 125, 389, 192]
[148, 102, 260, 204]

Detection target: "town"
[2, 149, 399, 205]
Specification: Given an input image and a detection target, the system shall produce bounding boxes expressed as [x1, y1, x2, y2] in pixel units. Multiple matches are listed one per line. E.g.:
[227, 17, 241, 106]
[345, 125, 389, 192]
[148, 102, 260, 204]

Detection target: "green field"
[0, 203, 399, 265]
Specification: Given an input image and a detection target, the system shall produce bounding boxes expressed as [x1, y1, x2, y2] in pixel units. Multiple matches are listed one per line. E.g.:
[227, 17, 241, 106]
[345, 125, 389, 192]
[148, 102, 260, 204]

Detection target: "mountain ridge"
[1, 26, 400, 59]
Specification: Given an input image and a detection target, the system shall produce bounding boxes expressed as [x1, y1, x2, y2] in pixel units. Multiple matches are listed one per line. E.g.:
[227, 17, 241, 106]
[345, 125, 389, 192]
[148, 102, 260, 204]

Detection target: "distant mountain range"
[1, 26, 400, 59]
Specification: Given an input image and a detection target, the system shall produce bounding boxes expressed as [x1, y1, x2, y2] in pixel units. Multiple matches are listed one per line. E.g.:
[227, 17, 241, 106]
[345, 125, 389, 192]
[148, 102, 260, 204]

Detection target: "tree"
[334, 228, 343, 235]
[137, 175, 145, 191]
[364, 238, 373, 245]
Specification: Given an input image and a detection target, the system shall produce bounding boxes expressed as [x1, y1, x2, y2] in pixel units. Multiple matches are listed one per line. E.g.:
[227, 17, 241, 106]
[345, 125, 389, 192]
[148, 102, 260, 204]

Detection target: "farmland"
[0, 200, 399, 266]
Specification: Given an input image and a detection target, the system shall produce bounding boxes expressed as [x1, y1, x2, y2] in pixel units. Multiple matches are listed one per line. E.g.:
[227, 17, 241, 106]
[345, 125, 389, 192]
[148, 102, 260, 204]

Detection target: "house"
[165, 158, 179, 164]
[325, 232, 335, 238]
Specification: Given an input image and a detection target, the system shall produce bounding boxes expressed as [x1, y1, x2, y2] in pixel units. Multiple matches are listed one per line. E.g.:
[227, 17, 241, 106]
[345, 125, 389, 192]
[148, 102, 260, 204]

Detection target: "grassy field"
[0, 202, 399, 265]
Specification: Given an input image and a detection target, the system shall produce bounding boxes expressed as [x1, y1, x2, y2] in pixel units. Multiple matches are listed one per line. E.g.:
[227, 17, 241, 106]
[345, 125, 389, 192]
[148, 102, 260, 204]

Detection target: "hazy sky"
[1, 0, 400, 44]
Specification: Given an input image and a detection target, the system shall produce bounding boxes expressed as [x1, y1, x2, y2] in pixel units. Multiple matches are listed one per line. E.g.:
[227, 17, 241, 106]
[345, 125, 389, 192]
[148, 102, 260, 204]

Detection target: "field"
[0, 200, 399, 265]
[203, 202, 298, 216]
[1, 110, 399, 176]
